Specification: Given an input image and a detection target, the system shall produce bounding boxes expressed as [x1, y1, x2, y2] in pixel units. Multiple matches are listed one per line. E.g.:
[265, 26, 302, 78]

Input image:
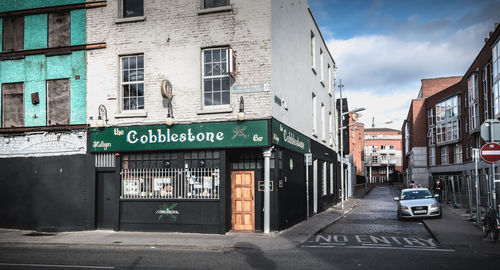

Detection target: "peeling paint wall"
[0, 0, 85, 12]
[0, 3, 87, 126]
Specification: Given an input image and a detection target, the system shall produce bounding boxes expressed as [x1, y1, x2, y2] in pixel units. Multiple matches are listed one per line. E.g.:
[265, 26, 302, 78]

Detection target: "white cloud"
[328, 22, 492, 130]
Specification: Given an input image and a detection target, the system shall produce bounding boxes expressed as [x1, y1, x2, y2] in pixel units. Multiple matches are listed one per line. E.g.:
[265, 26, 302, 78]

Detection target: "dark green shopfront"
[90, 118, 340, 234]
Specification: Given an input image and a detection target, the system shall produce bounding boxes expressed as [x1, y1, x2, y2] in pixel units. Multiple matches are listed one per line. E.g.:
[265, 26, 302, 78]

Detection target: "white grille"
[120, 168, 220, 200]
[95, 153, 115, 168]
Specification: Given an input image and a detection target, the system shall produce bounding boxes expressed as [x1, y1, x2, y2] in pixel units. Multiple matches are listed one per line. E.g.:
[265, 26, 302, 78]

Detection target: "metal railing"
[121, 168, 220, 200]
[434, 173, 496, 223]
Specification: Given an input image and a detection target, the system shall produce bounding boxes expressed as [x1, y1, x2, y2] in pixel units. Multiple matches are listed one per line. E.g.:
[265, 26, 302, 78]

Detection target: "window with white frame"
[381, 145, 386, 150]
[311, 31, 316, 71]
[203, 48, 231, 106]
[121, 55, 144, 111]
[468, 73, 480, 130]
[493, 39, 500, 116]
[389, 145, 395, 150]
[435, 96, 460, 144]
[389, 155, 395, 162]
[312, 93, 317, 135]
[328, 64, 332, 94]
[371, 146, 378, 153]
[321, 103, 326, 141]
[454, 143, 462, 164]
[483, 65, 489, 120]
[329, 112, 333, 146]
[381, 155, 387, 161]
[428, 108, 434, 126]
[120, 0, 143, 18]
[320, 48, 324, 84]
[441, 146, 449, 165]
[203, 0, 229, 8]
[428, 127, 435, 145]
[371, 156, 378, 163]
[429, 146, 436, 166]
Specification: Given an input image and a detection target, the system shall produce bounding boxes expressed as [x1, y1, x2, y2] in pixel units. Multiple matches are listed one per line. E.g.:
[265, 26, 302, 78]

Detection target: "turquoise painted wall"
[0, 53, 87, 126]
[25, 14, 48, 50]
[0, 0, 85, 12]
[0, 18, 3, 51]
[0, 2, 88, 127]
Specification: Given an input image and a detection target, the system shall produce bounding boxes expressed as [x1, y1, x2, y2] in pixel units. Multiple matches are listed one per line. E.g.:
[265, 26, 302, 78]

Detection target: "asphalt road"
[1, 186, 499, 270]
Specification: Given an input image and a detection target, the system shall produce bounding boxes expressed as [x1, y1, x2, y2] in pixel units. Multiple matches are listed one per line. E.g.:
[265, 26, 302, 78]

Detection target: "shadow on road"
[233, 242, 277, 270]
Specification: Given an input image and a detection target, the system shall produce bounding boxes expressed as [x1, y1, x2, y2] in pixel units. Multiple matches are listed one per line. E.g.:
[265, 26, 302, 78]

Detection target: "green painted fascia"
[70, 9, 86, 46]
[0, 0, 85, 12]
[24, 14, 47, 50]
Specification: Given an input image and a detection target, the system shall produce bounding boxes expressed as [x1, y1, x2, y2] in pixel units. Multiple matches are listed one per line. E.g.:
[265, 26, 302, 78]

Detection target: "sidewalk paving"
[0, 186, 374, 251]
[423, 203, 500, 255]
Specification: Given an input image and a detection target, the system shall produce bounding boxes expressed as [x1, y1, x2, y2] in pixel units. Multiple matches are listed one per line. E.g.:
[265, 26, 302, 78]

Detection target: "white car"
[394, 188, 441, 219]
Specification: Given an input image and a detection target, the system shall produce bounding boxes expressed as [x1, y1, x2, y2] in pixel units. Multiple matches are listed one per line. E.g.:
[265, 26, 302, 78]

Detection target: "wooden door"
[231, 171, 255, 231]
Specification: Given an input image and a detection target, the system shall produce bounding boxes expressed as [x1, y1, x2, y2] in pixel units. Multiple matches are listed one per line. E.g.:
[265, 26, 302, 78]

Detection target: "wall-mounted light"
[237, 96, 246, 121]
[165, 102, 174, 126]
[96, 104, 108, 128]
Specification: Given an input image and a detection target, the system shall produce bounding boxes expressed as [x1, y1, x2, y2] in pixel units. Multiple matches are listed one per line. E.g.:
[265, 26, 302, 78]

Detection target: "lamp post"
[338, 79, 365, 211]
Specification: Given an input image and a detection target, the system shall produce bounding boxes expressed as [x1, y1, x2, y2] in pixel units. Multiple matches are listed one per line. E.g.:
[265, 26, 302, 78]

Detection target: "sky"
[308, 0, 500, 130]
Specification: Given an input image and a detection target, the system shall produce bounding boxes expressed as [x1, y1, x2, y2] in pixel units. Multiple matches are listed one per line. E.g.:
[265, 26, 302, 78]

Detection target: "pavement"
[423, 203, 500, 255]
[0, 186, 374, 252]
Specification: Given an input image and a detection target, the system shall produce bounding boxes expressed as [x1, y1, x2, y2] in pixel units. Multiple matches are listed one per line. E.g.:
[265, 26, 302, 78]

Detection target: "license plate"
[414, 210, 427, 214]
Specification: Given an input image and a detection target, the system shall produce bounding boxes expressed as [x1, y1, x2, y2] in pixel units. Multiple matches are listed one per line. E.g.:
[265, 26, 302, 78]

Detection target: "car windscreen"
[401, 190, 432, 200]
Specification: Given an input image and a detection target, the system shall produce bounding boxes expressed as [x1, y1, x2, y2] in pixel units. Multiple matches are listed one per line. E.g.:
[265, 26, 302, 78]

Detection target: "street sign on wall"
[480, 142, 500, 163]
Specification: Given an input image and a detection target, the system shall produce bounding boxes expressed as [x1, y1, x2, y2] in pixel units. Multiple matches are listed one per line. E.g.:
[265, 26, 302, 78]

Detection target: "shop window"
[121, 0, 144, 18]
[2, 16, 24, 52]
[121, 55, 144, 111]
[203, 0, 229, 9]
[202, 48, 231, 106]
[231, 151, 263, 170]
[47, 79, 70, 126]
[121, 150, 222, 200]
[2, 83, 24, 127]
[48, 12, 70, 48]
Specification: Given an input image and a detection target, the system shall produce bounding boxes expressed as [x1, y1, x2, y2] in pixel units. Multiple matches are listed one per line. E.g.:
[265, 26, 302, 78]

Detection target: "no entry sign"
[480, 142, 500, 163]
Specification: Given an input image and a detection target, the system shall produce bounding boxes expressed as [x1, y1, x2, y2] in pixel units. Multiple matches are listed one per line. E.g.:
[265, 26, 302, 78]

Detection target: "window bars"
[120, 168, 220, 199]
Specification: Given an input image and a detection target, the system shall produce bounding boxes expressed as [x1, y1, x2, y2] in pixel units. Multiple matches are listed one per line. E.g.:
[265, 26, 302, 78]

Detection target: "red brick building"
[364, 128, 402, 183]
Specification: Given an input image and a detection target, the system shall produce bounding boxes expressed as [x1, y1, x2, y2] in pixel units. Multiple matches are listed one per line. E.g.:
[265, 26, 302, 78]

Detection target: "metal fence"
[433, 173, 497, 222]
[121, 168, 220, 200]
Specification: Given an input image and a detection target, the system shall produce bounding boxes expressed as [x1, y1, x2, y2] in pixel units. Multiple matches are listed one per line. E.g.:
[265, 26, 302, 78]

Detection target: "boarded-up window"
[2, 83, 24, 127]
[2, 16, 24, 52]
[48, 12, 70, 48]
[47, 79, 70, 125]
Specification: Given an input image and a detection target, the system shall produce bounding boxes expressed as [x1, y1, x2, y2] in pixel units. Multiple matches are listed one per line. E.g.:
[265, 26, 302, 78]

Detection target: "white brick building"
[86, 0, 339, 233]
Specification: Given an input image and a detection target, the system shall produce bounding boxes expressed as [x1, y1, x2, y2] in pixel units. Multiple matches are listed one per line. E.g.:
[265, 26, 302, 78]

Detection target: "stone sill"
[115, 110, 148, 118]
[197, 106, 233, 115]
[197, 6, 232, 15]
[115, 16, 146, 24]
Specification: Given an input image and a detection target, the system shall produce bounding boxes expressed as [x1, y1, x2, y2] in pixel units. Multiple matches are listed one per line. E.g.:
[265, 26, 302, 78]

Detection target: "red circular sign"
[480, 142, 500, 163]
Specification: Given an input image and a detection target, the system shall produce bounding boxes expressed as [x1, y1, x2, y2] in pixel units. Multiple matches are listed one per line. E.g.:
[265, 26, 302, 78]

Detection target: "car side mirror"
[393, 197, 400, 201]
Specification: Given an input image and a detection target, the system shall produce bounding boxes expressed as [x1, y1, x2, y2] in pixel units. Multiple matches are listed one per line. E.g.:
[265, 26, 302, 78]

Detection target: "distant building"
[348, 114, 365, 179]
[364, 128, 403, 183]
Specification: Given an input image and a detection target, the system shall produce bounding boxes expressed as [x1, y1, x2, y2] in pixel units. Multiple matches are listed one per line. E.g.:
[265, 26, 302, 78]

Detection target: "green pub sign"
[91, 120, 269, 152]
[272, 119, 311, 153]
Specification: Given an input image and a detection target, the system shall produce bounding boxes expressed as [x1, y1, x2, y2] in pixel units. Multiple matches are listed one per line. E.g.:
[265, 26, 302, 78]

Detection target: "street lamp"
[338, 78, 365, 211]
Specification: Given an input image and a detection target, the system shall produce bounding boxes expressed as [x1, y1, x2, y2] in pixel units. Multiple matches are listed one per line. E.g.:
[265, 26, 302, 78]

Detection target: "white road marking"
[301, 245, 455, 252]
[0, 262, 114, 269]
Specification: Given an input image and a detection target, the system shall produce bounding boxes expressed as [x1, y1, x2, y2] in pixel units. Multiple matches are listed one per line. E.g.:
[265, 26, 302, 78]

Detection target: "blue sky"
[309, 0, 500, 129]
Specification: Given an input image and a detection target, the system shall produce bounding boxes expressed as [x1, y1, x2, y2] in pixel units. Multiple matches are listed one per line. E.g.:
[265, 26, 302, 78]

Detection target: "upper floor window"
[328, 64, 332, 94]
[381, 145, 386, 150]
[1, 83, 24, 127]
[429, 147, 436, 166]
[428, 108, 434, 126]
[468, 73, 480, 130]
[311, 31, 316, 71]
[48, 12, 70, 48]
[121, 55, 144, 111]
[441, 146, 449, 165]
[390, 145, 395, 150]
[122, 0, 144, 18]
[454, 143, 462, 164]
[483, 64, 489, 120]
[2, 16, 24, 52]
[436, 95, 459, 122]
[371, 156, 378, 163]
[202, 48, 232, 107]
[312, 93, 317, 135]
[203, 0, 229, 8]
[320, 48, 324, 84]
[493, 40, 500, 116]
[47, 79, 70, 125]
